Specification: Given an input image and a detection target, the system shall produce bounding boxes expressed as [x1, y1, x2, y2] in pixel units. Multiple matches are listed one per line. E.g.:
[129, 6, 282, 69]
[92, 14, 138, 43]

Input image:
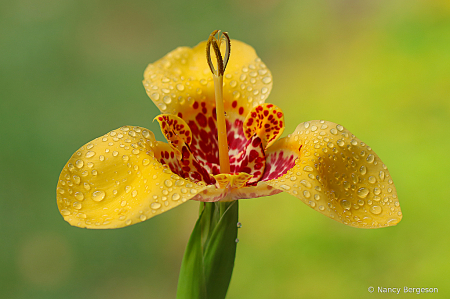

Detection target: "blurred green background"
[1, 0, 449, 298]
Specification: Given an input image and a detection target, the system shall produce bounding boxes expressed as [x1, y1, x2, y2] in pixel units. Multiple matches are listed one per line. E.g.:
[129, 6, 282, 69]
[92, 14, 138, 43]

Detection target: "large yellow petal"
[263, 120, 402, 228]
[143, 39, 272, 117]
[56, 126, 207, 229]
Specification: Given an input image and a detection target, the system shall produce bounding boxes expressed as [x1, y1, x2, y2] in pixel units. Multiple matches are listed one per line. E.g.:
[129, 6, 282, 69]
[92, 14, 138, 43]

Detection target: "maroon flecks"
[243, 103, 285, 149]
[231, 135, 266, 184]
[261, 150, 297, 181]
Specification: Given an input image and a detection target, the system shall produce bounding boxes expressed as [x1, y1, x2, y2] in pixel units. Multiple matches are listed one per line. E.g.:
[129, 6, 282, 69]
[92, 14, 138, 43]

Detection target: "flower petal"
[230, 135, 266, 184]
[262, 120, 402, 228]
[143, 39, 273, 159]
[155, 114, 215, 184]
[143, 39, 272, 117]
[243, 103, 285, 149]
[56, 126, 207, 229]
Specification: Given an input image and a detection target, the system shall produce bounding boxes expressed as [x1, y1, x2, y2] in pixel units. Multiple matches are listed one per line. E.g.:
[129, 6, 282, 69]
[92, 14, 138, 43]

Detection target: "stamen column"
[207, 30, 231, 174]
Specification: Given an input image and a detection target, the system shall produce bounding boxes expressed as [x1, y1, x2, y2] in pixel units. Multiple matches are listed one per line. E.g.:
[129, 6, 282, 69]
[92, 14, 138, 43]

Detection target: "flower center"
[207, 30, 231, 174]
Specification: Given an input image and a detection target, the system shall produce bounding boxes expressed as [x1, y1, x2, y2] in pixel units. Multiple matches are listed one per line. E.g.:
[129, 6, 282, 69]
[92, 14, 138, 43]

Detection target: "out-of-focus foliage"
[1, 0, 449, 298]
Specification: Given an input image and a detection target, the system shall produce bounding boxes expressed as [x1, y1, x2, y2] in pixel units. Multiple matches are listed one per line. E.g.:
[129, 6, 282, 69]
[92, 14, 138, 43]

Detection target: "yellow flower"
[56, 34, 402, 229]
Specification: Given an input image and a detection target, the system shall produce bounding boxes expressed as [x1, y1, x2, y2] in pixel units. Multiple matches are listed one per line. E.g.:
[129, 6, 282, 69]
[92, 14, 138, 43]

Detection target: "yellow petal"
[56, 126, 207, 229]
[143, 39, 272, 117]
[263, 120, 402, 228]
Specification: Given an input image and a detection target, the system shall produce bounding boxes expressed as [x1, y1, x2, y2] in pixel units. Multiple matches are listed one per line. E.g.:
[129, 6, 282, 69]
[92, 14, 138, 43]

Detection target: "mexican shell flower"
[57, 31, 402, 229]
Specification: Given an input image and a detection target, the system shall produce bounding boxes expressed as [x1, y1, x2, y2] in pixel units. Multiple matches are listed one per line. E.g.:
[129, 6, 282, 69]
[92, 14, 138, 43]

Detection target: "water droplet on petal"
[75, 160, 84, 168]
[359, 166, 367, 175]
[172, 193, 180, 201]
[164, 180, 173, 187]
[61, 209, 70, 216]
[140, 215, 147, 221]
[85, 151, 95, 158]
[74, 192, 84, 201]
[303, 166, 313, 172]
[370, 205, 382, 215]
[357, 187, 369, 198]
[280, 184, 291, 190]
[151, 202, 161, 210]
[92, 190, 105, 202]
[340, 199, 351, 210]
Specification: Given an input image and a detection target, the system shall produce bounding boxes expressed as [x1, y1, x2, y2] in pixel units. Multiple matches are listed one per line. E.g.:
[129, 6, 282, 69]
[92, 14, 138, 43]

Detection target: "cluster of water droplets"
[266, 120, 401, 228]
[57, 126, 207, 228]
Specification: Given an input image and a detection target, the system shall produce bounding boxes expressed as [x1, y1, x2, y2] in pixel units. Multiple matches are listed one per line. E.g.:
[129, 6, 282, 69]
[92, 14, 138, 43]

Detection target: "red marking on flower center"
[195, 113, 207, 128]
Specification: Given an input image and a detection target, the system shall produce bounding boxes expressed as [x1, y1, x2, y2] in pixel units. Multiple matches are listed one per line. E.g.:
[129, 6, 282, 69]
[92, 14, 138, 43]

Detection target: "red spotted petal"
[155, 114, 215, 185]
[230, 135, 266, 184]
[243, 103, 285, 149]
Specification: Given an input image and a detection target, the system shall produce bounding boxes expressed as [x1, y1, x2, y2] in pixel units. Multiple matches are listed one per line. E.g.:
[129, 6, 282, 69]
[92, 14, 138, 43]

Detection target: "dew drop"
[75, 160, 84, 168]
[61, 209, 70, 216]
[132, 190, 138, 197]
[83, 182, 91, 191]
[122, 155, 129, 162]
[73, 202, 82, 210]
[140, 215, 147, 221]
[366, 154, 375, 163]
[359, 166, 367, 175]
[368, 176, 376, 184]
[373, 187, 381, 195]
[357, 187, 369, 198]
[280, 184, 291, 190]
[303, 166, 313, 172]
[300, 180, 311, 188]
[85, 151, 95, 158]
[164, 180, 173, 187]
[92, 190, 106, 202]
[151, 202, 162, 210]
[370, 205, 382, 215]
[262, 76, 272, 84]
[73, 175, 81, 185]
[74, 192, 84, 201]
[303, 190, 311, 199]
[340, 199, 351, 210]
[379, 171, 385, 180]
[336, 124, 344, 131]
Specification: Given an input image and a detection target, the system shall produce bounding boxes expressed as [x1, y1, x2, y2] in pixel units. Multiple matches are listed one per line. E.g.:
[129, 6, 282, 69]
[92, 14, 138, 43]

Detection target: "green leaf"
[176, 201, 239, 299]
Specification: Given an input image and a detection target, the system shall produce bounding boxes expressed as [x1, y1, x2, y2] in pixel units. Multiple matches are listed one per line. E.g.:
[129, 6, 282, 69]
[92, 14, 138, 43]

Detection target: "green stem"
[177, 201, 239, 299]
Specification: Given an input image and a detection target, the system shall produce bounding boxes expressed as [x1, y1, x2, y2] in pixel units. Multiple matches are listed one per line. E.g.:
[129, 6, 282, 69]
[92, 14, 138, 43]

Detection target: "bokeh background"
[1, 0, 449, 298]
